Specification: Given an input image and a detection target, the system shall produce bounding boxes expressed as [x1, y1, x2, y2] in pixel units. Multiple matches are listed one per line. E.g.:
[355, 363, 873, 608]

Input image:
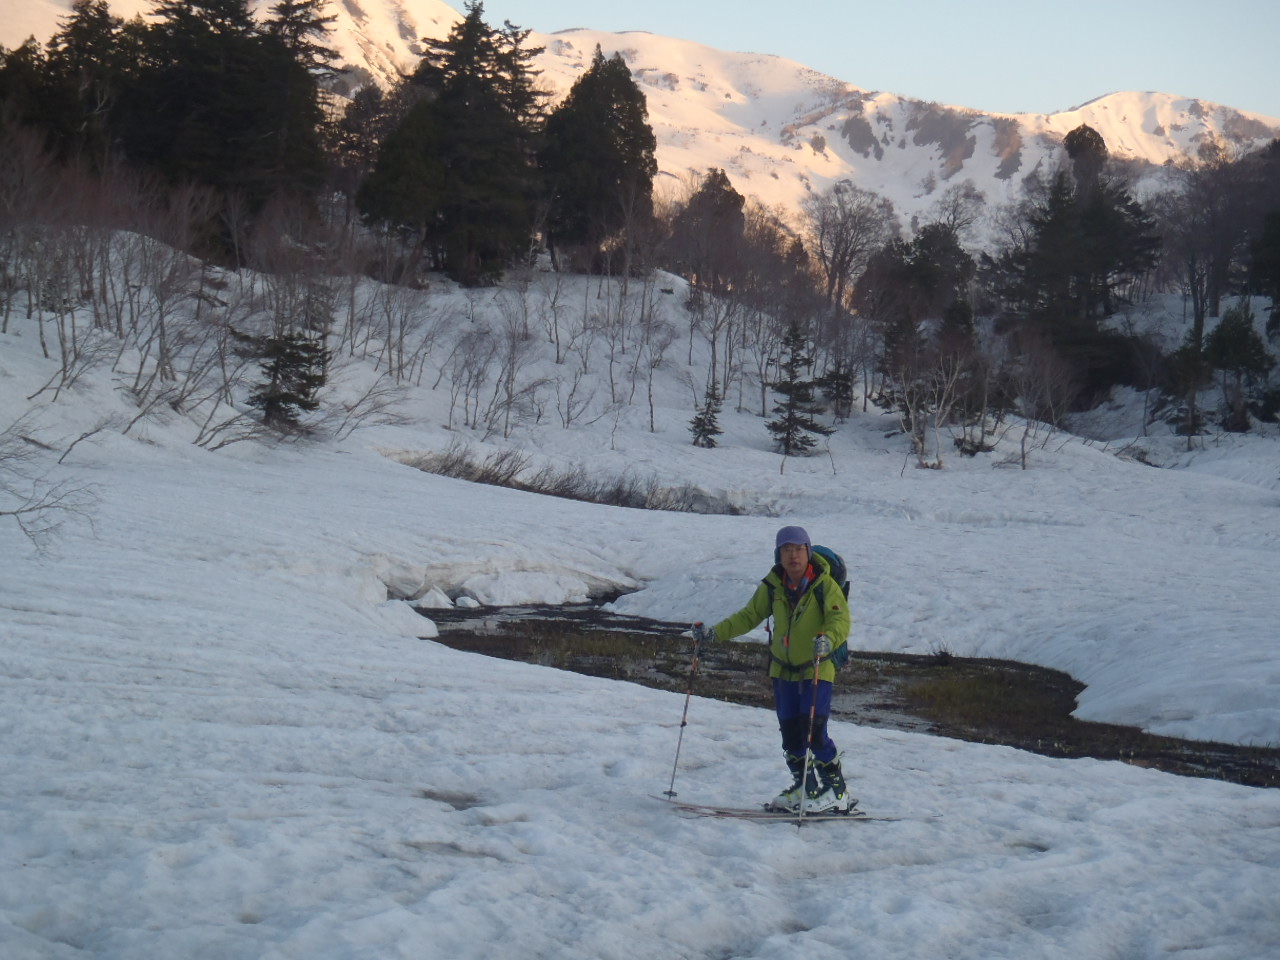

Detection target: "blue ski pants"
[773, 677, 837, 762]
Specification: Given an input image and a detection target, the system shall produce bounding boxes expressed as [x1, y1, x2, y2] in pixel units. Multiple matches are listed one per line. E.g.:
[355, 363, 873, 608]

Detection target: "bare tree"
[924, 180, 987, 245]
[622, 277, 677, 431]
[802, 181, 900, 310]
[999, 335, 1079, 469]
[0, 126, 61, 336]
[533, 266, 570, 363]
[318, 365, 412, 441]
[440, 328, 497, 430]
[0, 414, 98, 551]
[480, 312, 547, 440]
[895, 350, 969, 469]
[686, 286, 742, 403]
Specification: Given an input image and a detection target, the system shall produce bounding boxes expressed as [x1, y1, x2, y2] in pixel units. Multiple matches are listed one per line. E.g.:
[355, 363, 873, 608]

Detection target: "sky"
[480, 0, 1280, 119]
[3, 240, 1280, 955]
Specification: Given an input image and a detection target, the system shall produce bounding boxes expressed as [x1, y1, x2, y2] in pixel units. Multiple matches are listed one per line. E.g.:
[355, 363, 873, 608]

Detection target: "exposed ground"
[426, 604, 1280, 789]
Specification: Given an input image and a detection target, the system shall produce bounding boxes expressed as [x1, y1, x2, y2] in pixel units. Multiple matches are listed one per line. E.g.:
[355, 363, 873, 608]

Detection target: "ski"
[652, 796, 921, 822]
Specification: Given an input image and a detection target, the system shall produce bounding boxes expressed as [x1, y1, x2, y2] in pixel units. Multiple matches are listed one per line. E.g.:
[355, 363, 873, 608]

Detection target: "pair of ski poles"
[664, 623, 827, 822]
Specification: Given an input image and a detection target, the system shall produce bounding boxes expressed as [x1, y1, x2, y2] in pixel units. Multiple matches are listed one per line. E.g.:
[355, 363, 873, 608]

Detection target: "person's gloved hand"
[690, 622, 712, 648]
[813, 635, 832, 659]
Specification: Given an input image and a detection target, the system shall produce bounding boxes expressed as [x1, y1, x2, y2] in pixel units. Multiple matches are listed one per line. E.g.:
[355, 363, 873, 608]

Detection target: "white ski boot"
[767, 753, 815, 811]
[801, 757, 856, 814]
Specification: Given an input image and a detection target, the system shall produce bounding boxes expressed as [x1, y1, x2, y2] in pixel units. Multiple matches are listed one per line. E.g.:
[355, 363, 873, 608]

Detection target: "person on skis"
[693, 525, 854, 814]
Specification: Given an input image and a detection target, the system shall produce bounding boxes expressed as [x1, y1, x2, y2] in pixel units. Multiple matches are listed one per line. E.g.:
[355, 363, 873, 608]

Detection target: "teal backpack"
[811, 544, 850, 599]
[767, 543, 850, 605]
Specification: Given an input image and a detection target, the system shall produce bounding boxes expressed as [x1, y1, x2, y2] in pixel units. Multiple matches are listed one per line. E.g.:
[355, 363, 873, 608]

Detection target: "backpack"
[766, 542, 850, 607]
[811, 544, 850, 599]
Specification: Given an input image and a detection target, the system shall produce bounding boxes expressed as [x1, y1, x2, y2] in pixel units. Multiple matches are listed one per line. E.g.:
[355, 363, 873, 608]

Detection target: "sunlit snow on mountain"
[5, 0, 1278, 223]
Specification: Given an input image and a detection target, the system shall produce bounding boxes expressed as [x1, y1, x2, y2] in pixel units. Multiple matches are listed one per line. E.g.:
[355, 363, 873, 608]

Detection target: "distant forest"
[3, 0, 1280, 456]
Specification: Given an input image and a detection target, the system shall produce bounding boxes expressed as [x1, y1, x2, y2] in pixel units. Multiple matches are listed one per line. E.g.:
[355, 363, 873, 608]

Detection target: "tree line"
[2, 0, 1280, 463]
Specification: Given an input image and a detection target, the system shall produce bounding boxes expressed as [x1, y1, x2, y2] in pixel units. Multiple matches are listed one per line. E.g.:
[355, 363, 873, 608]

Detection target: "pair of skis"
[661, 630, 933, 825]
[655, 795, 911, 823]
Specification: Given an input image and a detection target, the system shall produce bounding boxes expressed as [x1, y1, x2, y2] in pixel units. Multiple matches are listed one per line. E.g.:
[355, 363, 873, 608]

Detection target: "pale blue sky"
[479, 0, 1280, 118]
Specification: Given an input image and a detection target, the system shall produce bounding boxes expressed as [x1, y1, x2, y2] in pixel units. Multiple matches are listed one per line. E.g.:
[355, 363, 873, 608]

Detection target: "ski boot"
[802, 756, 856, 814]
[767, 752, 817, 812]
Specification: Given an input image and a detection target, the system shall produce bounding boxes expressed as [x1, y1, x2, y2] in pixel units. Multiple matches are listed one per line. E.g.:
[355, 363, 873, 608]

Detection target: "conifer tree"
[667, 168, 746, 292]
[1252, 211, 1280, 319]
[816, 358, 855, 422]
[0, 40, 61, 144]
[263, 0, 337, 76]
[767, 324, 834, 456]
[360, 1, 544, 285]
[258, 0, 336, 197]
[993, 127, 1159, 330]
[43, 0, 128, 164]
[1204, 302, 1274, 431]
[541, 46, 657, 270]
[112, 0, 329, 229]
[244, 330, 330, 430]
[689, 380, 724, 448]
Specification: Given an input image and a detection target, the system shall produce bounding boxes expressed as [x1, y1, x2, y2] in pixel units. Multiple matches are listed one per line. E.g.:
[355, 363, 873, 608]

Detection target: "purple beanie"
[775, 525, 811, 550]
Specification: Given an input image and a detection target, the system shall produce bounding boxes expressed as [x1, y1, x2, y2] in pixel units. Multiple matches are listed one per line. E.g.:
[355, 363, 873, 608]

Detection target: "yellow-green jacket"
[710, 552, 851, 682]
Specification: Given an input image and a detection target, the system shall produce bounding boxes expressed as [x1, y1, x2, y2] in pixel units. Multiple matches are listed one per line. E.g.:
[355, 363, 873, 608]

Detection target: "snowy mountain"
[6, 0, 1279, 225]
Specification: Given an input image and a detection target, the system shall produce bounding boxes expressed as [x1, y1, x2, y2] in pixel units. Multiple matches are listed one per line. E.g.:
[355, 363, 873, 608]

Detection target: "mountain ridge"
[4, 0, 1278, 224]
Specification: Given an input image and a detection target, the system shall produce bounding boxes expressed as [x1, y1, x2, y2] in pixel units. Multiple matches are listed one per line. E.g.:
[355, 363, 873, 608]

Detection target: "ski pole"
[664, 623, 705, 798]
[797, 638, 827, 826]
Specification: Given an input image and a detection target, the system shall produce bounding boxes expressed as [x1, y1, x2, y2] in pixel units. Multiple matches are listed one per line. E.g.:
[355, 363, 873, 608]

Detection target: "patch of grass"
[906, 668, 1077, 733]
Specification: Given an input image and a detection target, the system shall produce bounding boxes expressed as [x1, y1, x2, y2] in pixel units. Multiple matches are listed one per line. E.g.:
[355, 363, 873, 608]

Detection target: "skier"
[694, 525, 854, 813]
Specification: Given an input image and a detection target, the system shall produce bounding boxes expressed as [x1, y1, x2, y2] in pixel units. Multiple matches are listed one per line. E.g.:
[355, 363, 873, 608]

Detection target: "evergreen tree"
[151, 0, 257, 35]
[689, 380, 724, 448]
[856, 223, 975, 338]
[1252, 210, 1280, 326]
[1204, 302, 1274, 431]
[114, 0, 329, 228]
[244, 329, 330, 429]
[666, 168, 746, 292]
[43, 0, 129, 165]
[263, 0, 338, 77]
[994, 130, 1159, 330]
[360, 1, 544, 284]
[816, 358, 856, 422]
[541, 46, 657, 270]
[0, 40, 60, 142]
[984, 130, 1160, 404]
[767, 324, 834, 456]
[258, 0, 336, 197]
[330, 84, 392, 203]
[355, 97, 448, 238]
[1064, 123, 1107, 200]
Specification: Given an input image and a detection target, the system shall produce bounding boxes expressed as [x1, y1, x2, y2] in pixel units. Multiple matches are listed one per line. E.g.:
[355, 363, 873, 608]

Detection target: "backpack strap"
[769, 650, 811, 679]
[766, 570, 826, 679]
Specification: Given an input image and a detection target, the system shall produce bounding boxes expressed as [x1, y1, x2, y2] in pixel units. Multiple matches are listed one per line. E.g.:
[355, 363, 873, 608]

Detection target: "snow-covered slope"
[5, 0, 1278, 224]
[3, 258, 1280, 958]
